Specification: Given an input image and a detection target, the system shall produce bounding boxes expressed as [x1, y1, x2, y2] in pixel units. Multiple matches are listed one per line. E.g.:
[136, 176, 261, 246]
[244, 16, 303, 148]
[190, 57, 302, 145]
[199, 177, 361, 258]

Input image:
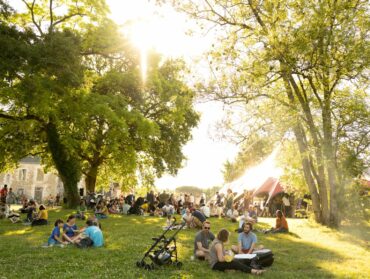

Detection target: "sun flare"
[107, 0, 211, 81]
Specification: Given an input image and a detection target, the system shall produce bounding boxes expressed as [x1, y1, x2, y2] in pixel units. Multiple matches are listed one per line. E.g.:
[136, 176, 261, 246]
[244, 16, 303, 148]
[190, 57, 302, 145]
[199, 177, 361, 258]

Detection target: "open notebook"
[234, 253, 257, 259]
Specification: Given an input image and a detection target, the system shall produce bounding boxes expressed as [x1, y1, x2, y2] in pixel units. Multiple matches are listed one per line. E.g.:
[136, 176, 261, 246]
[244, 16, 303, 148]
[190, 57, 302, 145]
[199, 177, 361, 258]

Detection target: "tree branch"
[21, 0, 44, 35]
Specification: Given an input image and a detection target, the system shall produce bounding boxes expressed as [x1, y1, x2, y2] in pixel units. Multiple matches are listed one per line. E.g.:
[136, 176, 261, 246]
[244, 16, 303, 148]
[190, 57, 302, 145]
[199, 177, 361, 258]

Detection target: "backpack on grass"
[76, 237, 93, 248]
[239, 249, 274, 269]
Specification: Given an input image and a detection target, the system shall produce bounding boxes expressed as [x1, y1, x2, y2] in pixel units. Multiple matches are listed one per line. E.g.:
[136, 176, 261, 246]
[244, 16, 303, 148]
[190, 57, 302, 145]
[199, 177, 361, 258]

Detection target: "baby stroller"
[136, 217, 185, 271]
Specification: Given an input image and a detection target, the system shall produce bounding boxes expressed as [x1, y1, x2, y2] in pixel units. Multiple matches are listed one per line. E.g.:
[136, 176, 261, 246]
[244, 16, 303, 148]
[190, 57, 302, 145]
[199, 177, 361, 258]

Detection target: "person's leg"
[212, 260, 251, 273]
[195, 250, 207, 260]
[272, 228, 288, 233]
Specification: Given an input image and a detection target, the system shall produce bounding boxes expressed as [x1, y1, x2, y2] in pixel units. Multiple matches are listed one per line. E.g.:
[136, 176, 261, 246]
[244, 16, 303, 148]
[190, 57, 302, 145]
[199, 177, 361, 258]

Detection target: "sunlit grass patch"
[0, 209, 369, 278]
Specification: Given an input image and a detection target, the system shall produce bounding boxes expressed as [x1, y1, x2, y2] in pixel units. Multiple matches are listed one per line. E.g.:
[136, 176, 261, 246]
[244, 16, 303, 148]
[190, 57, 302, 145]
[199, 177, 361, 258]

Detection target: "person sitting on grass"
[74, 219, 104, 248]
[194, 221, 215, 260]
[19, 198, 29, 213]
[63, 215, 79, 243]
[182, 208, 194, 228]
[209, 229, 264, 275]
[31, 205, 48, 226]
[95, 201, 109, 219]
[200, 203, 211, 218]
[264, 210, 289, 234]
[48, 219, 68, 246]
[25, 200, 37, 223]
[76, 200, 87, 220]
[209, 203, 218, 217]
[232, 222, 257, 254]
[162, 201, 175, 217]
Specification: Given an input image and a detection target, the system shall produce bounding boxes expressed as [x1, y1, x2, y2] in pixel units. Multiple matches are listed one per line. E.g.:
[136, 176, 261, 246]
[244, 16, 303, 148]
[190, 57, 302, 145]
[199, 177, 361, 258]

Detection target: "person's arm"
[215, 243, 225, 262]
[238, 241, 243, 254]
[62, 232, 74, 243]
[54, 234, 67, 244]
[247, 242, 256, 254]
[197, 242, 209, 252]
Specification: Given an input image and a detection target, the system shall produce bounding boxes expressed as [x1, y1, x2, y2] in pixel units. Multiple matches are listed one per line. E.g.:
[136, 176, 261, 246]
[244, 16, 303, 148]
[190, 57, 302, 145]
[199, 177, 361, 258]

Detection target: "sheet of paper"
[234, 253, 257, 259]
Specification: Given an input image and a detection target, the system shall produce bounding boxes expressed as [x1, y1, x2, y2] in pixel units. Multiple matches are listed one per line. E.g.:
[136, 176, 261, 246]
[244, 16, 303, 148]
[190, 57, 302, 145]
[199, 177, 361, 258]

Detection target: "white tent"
[210, 148, 282, 202]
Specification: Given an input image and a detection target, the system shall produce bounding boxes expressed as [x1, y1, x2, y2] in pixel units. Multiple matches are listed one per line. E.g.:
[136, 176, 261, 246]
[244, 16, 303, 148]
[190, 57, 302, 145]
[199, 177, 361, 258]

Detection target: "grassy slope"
[0, 209, 369, 279]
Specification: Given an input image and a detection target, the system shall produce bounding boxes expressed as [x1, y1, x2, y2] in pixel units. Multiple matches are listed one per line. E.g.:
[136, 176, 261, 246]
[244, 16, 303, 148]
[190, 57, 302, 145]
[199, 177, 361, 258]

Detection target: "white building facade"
[0, 157, 84, 203]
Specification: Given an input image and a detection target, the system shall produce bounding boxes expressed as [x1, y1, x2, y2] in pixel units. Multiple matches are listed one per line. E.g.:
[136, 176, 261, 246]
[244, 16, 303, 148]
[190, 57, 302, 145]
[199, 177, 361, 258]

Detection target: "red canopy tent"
[252, 177, 284, 203]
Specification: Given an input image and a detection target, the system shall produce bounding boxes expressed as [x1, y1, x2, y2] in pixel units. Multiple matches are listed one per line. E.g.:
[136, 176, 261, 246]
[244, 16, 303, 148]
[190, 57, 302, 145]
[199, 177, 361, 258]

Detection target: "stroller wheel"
[136, 261, 144, 268]
[144, 264, 152, 270]
[175, 261, 182, 268]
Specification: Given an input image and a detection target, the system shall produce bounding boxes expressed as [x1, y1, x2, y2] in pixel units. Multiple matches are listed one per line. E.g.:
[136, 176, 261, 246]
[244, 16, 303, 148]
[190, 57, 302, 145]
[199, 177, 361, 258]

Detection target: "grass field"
[0, 208, 369, 279]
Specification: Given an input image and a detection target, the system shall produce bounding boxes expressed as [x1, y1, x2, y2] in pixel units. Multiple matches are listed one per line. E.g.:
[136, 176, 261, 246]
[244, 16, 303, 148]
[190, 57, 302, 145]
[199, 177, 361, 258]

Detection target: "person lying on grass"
[232, 222, 260, 254]
[48, 219, 68, 246]
[73, 219, 104, 248]
[62, 215, 80, 243]
[31, 205, 48, 226]
[209, 229, 265, 275]
[264, 210, 289, 234]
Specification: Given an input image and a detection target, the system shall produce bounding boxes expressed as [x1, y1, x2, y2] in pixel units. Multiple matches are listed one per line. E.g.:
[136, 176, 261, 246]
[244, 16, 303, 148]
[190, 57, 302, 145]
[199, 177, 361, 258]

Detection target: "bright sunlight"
[107, 0, 212, 81]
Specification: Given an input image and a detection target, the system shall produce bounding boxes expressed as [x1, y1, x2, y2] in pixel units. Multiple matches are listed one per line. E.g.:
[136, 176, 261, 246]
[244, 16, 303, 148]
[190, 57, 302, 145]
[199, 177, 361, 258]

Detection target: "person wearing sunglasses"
[194, 221, 215, 260]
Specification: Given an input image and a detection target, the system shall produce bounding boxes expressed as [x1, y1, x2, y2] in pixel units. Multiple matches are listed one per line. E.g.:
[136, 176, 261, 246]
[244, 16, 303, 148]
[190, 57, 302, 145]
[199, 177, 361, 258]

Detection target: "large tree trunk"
[281, 66, 331, 225]
[85, 164, 99, 193]
[322, 96, 340, 227]
[293, 125, 322, 223]
[46, 122, 81, 208]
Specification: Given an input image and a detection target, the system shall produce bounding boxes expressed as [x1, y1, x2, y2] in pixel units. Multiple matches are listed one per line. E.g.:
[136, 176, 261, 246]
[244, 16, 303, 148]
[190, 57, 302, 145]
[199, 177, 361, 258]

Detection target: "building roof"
[19, 156, 41, 164]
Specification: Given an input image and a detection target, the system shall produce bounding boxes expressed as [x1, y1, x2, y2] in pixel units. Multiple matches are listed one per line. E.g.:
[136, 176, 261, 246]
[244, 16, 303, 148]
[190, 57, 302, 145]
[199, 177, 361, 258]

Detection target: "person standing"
[189, 193, 195, 206]
[146, 190, 155, 208]
[6, 188, 17, 207]
[194, 221, 215, 260]
[225, 189, 234, 215]
[282, 194, 291, 217]
[0, 185, 8, 203]
[243, 190, 252, 214]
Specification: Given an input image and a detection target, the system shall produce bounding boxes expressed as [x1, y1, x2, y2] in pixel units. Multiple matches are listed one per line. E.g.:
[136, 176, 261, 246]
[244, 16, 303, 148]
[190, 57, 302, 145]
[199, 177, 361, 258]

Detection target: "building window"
[36, 169, 44, 181]
[19, 169, 27, 181]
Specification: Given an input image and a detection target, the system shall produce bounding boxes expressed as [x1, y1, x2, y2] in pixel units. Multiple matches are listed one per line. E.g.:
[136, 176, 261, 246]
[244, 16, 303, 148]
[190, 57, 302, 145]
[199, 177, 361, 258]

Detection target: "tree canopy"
[0, 0, 199, 207]
[168, 0, 370, 226]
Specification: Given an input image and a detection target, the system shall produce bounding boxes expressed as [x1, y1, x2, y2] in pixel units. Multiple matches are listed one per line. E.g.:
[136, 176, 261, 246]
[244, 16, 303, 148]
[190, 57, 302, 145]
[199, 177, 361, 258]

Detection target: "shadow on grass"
[0, 214, 365, 279]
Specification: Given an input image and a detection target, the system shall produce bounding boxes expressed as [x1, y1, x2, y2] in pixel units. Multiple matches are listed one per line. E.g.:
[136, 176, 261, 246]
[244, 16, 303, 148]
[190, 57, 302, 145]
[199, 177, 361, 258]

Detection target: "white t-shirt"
[200, 206, 210, 218]
[282, 197, 290, 206]
[189, 195, 195, 203]
[162, 204, 174, 213]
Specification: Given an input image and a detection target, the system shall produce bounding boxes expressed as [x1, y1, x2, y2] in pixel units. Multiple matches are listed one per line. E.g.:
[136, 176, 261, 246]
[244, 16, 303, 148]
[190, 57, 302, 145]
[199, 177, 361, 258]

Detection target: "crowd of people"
[1, 183, 290, 274]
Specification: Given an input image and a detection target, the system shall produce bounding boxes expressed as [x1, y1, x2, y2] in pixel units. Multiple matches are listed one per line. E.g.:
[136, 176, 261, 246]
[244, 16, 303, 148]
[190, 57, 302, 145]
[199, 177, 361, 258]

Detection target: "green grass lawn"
[0, 209, 369, 279]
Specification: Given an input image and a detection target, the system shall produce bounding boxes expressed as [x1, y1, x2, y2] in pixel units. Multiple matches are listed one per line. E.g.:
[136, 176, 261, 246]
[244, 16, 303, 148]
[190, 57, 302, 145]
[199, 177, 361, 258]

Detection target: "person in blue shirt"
[232, 222, 257, 254]
[74, 219, 104, 247]
[63, 215, 78, 243]
[48, 219, 67, 246]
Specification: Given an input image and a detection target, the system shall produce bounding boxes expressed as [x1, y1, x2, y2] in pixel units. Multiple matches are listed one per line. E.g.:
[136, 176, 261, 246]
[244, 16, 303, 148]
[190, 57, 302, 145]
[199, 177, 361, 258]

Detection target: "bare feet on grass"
[251, 269, 266, 275]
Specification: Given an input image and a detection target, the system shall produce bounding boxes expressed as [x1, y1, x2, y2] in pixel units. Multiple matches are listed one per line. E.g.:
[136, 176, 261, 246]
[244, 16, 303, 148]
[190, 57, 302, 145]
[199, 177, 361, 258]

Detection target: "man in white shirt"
[200, 204, 210, 218]
[162, 201, 174, 216]
[282, 194, 291, 217]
